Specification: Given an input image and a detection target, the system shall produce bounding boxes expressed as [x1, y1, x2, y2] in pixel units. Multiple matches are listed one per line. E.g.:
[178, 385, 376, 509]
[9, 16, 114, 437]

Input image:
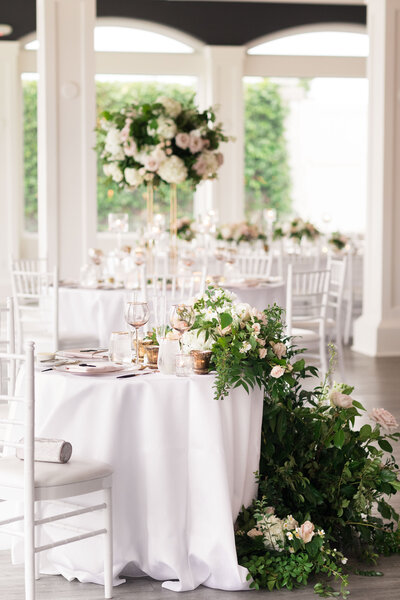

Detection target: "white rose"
[175, 132, 190, 150]
[158, 155, 188, 184]
[189, 133, 204, 154]
[144, 155, 160, 172]
[181, 330, 213, 353]
[105, 127, 124, 160]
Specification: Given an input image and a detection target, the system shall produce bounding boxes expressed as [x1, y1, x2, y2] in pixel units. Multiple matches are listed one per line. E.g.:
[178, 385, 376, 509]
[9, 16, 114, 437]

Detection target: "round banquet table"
[12, 368, 264, 592]
[58, 281, 285, 347]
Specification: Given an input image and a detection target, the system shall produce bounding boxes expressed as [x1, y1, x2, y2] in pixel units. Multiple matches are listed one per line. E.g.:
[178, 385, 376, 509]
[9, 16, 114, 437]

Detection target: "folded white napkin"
[64, 361, 122, 374]
[17, 438, 72, 463]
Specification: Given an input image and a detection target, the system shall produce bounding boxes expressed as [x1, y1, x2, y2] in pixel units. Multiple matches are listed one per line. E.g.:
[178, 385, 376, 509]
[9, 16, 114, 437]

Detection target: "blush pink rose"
[329, 390, 353, 409]
[123, 139, 137, 157]
[193, 156, 207, 176]
[144, 156, 160, 172]
[189, 135, 204, 154]
[252, 323, 261, 335]
[297, 521, 314, 544]
[175, 132, 190, 150]
[271, 342, 286, 360]
[271, 365, 285, 378]
[216, 152, 224, 166]
[259, 348, 267, 359]
[370, 408, 399, 431]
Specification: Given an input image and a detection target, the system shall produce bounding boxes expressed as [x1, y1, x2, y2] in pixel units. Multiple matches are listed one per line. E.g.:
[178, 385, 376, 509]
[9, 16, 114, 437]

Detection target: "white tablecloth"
[17, 370, 263, 591]
[59, 283, 285, 347]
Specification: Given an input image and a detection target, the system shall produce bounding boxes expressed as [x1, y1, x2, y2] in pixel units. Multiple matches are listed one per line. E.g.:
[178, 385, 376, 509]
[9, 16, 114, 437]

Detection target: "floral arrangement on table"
[181, 287, 400, 596]
[96, 96, 228, 189]
[216, 222, 266, 244]
[176, 217, 196, 242]
[329, 231, 349, 252]
[289, 217, 321, 242]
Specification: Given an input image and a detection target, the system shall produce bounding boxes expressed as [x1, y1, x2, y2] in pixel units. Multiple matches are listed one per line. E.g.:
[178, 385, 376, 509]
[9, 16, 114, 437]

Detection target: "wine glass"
[169, 304, 195, 337]
[124, 301, 150, 370]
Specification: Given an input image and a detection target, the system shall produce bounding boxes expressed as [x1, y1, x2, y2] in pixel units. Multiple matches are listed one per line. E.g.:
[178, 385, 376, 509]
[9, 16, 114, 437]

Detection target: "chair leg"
[24, 504, 35, 600]
[104, 487, 113, 599]
[35, 502, 40, 580]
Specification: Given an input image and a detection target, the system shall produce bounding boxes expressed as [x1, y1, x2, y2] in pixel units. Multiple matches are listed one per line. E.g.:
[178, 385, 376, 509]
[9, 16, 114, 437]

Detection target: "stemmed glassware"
[169, 304, 195, 338]
[124, 301, 150, 370]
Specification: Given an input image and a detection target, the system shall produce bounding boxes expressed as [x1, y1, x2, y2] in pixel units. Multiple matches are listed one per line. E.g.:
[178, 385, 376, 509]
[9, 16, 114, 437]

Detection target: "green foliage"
[244, 79, 292, 219]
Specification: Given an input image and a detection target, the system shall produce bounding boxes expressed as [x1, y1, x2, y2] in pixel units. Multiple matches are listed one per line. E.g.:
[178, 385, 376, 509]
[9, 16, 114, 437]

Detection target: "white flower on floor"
[317, 529, 325, 537]
[370, 408, 399, 431]
[283, 515, 298, 531]
[240, 341, 251, 354]
[270, 365, 285, 379]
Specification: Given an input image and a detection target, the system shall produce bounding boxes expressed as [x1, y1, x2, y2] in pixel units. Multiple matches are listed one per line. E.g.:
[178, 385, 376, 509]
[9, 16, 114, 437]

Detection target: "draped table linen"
[12, 369, 264, 592]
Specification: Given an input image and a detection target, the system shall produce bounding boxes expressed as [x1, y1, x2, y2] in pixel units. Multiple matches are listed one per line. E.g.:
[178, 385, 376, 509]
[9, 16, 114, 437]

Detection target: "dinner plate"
[54, 361, 129, 375]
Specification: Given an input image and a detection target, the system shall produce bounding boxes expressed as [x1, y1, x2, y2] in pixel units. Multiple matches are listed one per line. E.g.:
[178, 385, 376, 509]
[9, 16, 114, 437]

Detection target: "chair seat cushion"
[293, 317, 335, 330]
[0, 457, 112, 489]
[291, 328, 320, 342]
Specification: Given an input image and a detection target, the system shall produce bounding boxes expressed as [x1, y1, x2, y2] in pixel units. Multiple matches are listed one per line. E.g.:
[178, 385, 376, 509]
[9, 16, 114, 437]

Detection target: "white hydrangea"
[103, 162, 123, 183]
[158, 155, 188, 184]
[124, 167, 144, 188]
[157, 96, 182, 118]
[105, 127, 124, 160]
[180, 330, 214, 353]
[157, 116, 177, 140]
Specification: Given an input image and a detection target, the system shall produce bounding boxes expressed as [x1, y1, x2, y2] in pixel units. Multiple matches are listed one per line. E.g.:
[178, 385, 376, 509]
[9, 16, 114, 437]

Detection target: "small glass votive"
[108, 331, 132, 365]
[175, 353, 192, 377]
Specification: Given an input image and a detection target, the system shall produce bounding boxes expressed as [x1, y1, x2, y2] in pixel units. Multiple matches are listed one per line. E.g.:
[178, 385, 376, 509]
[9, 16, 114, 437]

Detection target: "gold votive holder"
[190, 350, 213, 375]
[144, 345, 159, 367]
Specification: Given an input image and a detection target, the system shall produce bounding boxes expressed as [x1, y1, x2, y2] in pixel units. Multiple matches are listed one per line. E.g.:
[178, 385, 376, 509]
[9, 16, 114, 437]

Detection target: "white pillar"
[0, 42, 23, 295]
[353, 0, 400, 356]
[196, 46, 245, 223]
[37, 0, 96, 279]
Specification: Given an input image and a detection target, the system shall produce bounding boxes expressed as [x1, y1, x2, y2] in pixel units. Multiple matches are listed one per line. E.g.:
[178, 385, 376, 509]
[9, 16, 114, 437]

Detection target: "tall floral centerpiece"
[96, 96, 229, 256]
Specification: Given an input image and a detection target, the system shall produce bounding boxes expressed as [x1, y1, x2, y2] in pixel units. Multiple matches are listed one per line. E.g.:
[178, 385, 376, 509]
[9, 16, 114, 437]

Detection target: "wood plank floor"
[1, 347, 400, 599]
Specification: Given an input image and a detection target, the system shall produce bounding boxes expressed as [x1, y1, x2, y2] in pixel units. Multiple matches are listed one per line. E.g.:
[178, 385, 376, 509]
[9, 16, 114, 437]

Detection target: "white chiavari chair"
[11, 260, 99, 352]
[0, 297, 16, 396]
[236, 252, 273, 278]
[286, 264, 331, 374]
[0, 341, 114, 600]
[11, 260, 59, 354]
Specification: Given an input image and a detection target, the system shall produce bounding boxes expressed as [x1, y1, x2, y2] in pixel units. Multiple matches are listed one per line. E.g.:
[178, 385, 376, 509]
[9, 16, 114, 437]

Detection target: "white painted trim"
[95, 51, 203, 76]
[95, 16, 204, 52]
[19, 16, 205, 54]
[246, 22, 368, 52]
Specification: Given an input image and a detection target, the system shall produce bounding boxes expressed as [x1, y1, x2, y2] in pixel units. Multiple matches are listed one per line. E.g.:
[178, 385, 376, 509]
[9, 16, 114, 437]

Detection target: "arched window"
[243, 26, 368, 233]
[20, 21, 202, 233]
[248, 28, 368, 57]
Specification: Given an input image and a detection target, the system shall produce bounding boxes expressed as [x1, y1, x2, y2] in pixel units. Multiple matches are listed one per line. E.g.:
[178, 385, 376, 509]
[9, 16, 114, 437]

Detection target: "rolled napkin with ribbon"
[17, 438, 73, 463]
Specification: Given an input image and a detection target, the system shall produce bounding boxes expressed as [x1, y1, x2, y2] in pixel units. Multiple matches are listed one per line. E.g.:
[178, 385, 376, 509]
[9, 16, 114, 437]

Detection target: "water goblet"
[124, 301, 150, 370]
[169, 304, 195, 337]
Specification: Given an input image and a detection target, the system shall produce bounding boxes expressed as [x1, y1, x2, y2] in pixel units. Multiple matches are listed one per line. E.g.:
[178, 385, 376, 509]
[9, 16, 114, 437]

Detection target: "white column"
[195, 46, 245, 223]
[37, 0, 96, 279]
[0, 42, 23, 295]
[353, 0, 400, 356]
